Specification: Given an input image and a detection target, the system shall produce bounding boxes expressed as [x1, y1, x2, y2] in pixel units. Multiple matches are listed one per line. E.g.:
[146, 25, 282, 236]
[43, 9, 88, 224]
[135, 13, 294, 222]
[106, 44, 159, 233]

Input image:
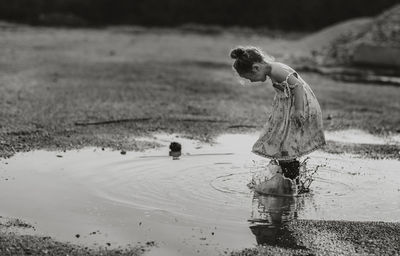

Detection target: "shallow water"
[0, 132, 399, 256]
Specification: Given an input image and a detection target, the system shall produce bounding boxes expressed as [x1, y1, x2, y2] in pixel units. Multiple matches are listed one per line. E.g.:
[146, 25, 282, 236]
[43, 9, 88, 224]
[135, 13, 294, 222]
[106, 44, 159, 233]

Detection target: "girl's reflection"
[248, 192, 306, 249]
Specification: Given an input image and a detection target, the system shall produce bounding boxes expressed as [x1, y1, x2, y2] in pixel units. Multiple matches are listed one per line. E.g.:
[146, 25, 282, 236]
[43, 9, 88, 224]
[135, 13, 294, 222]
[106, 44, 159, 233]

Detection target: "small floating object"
[169, 142, 182, 160]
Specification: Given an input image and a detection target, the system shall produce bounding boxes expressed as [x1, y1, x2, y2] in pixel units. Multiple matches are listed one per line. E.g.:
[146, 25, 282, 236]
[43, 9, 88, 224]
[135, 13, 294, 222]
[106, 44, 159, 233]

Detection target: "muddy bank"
[0, 232, 149, 256]
[2, 216, 399, 256]
[0, 217, 152, 256]
[231, 220, 400, 256]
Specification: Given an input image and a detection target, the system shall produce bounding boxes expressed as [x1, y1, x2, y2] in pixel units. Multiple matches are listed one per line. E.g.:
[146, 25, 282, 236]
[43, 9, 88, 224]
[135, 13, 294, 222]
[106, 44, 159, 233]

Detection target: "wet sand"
[0, 226, 152, 256]
[231, 220, 400, 256]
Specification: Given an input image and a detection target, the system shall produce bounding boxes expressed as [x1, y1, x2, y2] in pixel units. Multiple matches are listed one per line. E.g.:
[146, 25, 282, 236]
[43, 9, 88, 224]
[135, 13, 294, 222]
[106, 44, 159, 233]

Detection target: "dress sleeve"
[284, 72, 302, 89]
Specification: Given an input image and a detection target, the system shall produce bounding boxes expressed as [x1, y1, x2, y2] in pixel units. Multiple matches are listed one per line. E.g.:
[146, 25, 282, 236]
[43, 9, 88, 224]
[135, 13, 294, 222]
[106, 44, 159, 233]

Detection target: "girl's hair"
[230, 46, 273, 74]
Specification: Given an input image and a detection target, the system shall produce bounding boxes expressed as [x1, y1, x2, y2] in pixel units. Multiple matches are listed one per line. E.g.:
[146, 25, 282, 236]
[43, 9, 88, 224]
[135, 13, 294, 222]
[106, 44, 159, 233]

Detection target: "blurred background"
[0, 0, 398, 30]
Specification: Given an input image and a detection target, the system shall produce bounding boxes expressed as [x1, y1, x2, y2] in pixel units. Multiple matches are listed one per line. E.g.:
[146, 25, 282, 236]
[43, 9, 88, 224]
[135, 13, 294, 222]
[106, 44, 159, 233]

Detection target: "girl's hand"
[292, 110, 305, 128]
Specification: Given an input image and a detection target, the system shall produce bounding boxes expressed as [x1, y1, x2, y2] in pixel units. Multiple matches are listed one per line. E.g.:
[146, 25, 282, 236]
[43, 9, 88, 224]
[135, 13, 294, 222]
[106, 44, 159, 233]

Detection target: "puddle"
[0, 132, 399, 256]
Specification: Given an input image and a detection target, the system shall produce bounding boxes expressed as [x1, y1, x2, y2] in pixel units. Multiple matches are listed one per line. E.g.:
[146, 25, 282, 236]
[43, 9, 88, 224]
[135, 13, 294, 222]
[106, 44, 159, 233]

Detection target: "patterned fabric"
[252, 63, 326, 160]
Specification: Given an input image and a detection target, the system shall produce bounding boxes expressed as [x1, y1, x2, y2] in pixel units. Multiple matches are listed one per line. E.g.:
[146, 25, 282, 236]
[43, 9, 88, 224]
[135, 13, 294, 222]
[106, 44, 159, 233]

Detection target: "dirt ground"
[231, 220, 400, 256]
[0, 216, 153, 256]
[0, 24, 399, 160]
[0, 24, 399, 255]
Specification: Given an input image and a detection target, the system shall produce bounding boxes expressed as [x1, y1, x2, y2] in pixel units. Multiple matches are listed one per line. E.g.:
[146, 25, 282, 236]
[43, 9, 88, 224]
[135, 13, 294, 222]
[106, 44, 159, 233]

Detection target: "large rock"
[358, 4, 400, 48]
[351, 4, 400, 67]
[315, 4, 400, 68]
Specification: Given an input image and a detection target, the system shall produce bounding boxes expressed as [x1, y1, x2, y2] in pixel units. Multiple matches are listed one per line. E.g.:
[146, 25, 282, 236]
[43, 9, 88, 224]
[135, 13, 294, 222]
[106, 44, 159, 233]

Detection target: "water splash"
[297, 157, 325, 194]
[248, 158, 322, 196]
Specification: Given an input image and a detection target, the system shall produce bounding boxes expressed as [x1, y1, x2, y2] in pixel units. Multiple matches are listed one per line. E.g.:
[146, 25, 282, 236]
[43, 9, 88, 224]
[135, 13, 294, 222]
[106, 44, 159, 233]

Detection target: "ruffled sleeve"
[271, 63, 303, 98]
[279, 72, 300, 98]
[284, 72, 301, 89]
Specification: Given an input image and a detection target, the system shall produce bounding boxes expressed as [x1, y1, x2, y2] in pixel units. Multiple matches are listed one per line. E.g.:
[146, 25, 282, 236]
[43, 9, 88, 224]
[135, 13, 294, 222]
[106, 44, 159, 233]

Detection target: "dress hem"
[252, 141, 326, 160]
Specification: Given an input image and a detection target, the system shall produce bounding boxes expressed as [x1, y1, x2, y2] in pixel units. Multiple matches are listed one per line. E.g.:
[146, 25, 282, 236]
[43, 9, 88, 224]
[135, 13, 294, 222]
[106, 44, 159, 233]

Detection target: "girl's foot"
[278, 159, 300, 180]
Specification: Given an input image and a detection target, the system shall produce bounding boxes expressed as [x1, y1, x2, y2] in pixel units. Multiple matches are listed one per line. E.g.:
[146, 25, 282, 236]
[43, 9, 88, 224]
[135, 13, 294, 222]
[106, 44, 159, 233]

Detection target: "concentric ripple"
[210, 171, 254, 195]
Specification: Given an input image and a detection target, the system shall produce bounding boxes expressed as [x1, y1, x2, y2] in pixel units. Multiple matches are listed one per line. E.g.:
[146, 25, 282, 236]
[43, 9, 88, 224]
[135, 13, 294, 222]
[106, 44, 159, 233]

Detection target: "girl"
[230, 46, 325, 180]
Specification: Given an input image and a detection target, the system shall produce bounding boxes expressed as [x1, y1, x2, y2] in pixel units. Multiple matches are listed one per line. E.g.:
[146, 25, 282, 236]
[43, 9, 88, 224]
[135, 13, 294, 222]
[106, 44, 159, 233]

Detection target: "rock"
[169, 142, 182, 159]
[169, 142, 182, 152]
[327, 4, 400, 68]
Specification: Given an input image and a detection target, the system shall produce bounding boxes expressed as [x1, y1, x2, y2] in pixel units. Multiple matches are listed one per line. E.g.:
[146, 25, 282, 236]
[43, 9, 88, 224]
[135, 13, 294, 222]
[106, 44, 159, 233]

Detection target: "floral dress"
[252, 62, 326, 160]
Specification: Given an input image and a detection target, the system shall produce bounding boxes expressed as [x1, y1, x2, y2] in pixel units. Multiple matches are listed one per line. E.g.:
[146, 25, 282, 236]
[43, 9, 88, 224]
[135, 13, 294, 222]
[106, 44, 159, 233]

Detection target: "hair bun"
[230, 47, 246, 59]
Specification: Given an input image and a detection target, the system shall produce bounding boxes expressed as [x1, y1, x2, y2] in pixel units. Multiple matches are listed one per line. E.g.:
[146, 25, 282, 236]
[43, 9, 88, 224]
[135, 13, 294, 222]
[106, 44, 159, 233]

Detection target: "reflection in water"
[248, 193, 306, 249]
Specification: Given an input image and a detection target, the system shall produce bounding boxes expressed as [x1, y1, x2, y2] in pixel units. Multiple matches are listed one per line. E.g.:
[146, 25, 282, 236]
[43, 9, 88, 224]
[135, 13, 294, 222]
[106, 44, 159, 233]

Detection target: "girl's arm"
[271, 65, 304, 113]
[292, 84, 304, 113]
[271, 64, 305, 127]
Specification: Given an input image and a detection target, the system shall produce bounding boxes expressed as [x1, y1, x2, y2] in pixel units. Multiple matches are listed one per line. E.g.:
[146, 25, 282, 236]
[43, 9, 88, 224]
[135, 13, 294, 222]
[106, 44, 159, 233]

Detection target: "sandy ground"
[231, 220, 400, 256]
[0, 24, 399, 255]
[0, 24, 399, 160]
[0, 231, 150, 256]
[0, 216, 152, 256]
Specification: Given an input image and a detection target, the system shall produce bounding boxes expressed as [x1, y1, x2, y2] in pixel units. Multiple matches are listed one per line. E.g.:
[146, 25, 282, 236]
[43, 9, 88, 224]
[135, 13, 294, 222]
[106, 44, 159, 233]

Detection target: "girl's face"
[240, 71, 265, 83]
[239, 63, 268, 82]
